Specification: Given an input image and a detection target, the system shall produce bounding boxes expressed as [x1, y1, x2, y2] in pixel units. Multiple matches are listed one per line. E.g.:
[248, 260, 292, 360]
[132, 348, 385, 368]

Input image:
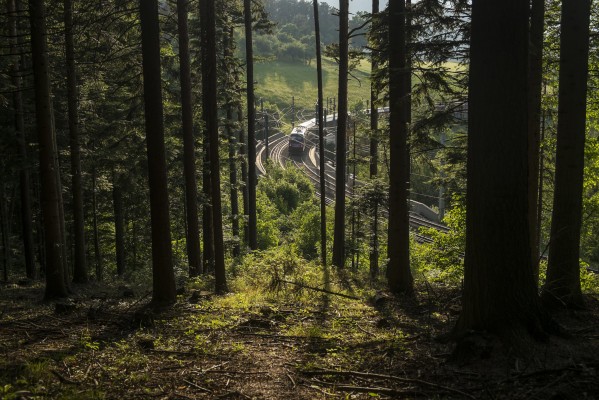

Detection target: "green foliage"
[290, 200, 321, 259]
[412, 201, 466, 284]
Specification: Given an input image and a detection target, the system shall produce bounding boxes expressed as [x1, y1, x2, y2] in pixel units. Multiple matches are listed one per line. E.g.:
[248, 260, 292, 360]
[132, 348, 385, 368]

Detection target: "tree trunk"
[64, 0, 87, 284]
[202, 122, 214, 273]
[8, 0, 35, 280]
[313, 0, 327, 267]
[92, 164, 102, 281]
[113, 178, 125, 277]
[29, 0, 68, 299]
[139, 0, 176, 306]
[332, 0, 349, 268]
[542, 0, 591, 309]
[453, 0, 554, 344]
[244, 0, 258, 250]
[223, 26, 240, 258]
[177, 0, 202, 277]
[528, 0, 544, 284]
[201, 0, 228, 294]
[369, 0, 379, 279]
[387, 0, 413, 295]
[238, 105, 249, 247]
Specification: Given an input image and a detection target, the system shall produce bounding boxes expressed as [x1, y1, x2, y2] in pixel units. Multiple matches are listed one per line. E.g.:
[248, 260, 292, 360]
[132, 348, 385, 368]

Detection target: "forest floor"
[1, 274, 598, 399]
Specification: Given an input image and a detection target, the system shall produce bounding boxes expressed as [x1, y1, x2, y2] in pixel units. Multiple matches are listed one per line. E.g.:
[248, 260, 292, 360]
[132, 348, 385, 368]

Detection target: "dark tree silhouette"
[387, 0, 413, 295]
[177, 0, 202, 277]
[543, 0, 591, 309]
[528, 0, 545, 282]
[244, 0, 258, 250]
[8, 0, 35, 280]
[453, 0, 554, 343]
[369, 0, 380, 279]
[313, 0, 327, 267]
[64, 0, 88, 283]
[29, 0, 68, 299]
[332, 0, 349, 268]
[201, 0, 228, 294]
[139, 0, 176, 305]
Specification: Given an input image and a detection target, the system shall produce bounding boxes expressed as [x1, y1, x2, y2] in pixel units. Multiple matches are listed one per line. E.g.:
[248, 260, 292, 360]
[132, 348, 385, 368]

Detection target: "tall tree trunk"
[29, 0, 68, 299]
[64, 0, 87, 284]
[313, 0, 327, 267]
[243, 0, 258, 250]
[453, 0, 554, 343]
[0, 186, 9, 282]
[369, 0, 379, 279]
[227, 103, 240, 258]
[113, 177, 125, 276]
[91, 164, 102, 281]
[542, 0, 591, 309]
[8, 0, 35, 280]
[139, 0, 176, 305]
[528, 0, 544, 284]
[201, 0, 228, 294]
[238, 105, 249, 247]
[387, 0, 413, 295]
[177, 0, 202, 277]
[224, 26, 240, 258]
[332, 0, 349, 268]
[202, 124, 214, 273]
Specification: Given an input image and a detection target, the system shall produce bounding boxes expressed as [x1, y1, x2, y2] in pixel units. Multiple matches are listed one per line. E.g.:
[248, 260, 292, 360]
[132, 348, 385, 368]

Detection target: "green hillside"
[254, 58, 371, 118]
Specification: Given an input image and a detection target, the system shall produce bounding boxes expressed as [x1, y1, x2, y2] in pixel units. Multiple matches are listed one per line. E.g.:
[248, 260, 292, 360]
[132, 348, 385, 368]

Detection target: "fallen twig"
[183, 379, 212, 393]
[303, 368, 475, 399]
[51, 370, 81, 385]
[277, 279, 360, 300]
[312, 378, 418, 396]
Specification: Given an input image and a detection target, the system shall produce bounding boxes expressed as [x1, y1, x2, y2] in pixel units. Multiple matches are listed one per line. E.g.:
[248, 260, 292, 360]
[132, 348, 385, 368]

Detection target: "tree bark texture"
[64, 0, 88, 283]
[243, 0, 258, 250]
[8, 0, 35, 279]
[201, 0, 228, 294]
[369, 0, 379, 279]
[139, 0, 176, 305]
[387, 0, 413, 295]
[29, 0, 68, 299]
[543, 0, 591, 309]
[313, 0, 327, 267]
[113, 179, 125, 276]
[177, 0, 202, 277]
[454, 0, 552, 340]
[332, 0, 349, 268]
[527, 0, 544, 283]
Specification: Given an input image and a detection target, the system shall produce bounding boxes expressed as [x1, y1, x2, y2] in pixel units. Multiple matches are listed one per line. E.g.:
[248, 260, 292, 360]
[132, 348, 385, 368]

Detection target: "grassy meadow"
[254, 58, 372, 117]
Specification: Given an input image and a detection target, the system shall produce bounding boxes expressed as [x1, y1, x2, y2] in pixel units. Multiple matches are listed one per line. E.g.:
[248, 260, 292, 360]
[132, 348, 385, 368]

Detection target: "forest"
[0, 0, 598, 398]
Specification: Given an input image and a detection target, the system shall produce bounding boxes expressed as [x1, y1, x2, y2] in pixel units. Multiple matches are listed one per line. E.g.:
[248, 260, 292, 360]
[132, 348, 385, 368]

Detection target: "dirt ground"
[1, 280, 598, 399]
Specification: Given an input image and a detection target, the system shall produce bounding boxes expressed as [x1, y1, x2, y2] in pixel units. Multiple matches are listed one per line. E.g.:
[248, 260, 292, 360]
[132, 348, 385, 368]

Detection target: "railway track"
[256, 132, 447, 244]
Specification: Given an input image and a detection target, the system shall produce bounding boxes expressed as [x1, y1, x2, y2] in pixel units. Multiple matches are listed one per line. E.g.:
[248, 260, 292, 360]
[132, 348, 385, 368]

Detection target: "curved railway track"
[255, 127, 448, 243]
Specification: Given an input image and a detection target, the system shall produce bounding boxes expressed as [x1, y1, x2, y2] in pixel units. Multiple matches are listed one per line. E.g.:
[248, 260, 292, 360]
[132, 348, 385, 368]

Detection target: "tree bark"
[200, 0, 228, 294]
[528, 0, 544, 284]
[369, 0, 379, 279]
[113, 177, 125, 277]
[387, 0, 413, 295]
[313, 0, 327, 267]
[238, 105, 249, 248]
[332, 0, 349, 268]
[29, 0, 68, 299]
[244, 0, 258, 250]
[8, 0, 35, 280]
[91, 164, 102, 281]
[453, 0, 554, 343]
[177, 0, 202, 277]
[542, 0, 591, 309]
[64, 0, 88, 284]
[139, 0, 176, 305]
